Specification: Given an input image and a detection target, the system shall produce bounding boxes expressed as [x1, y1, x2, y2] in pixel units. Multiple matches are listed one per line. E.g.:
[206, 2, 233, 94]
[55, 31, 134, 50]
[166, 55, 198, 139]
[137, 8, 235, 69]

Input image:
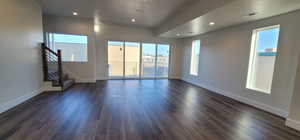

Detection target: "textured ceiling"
[41, 0, 198, 28]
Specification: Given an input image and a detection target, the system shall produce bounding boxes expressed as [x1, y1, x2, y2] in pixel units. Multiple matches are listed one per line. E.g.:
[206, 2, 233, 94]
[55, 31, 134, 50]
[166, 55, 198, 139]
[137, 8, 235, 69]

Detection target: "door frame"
[107, 40, 171, 80]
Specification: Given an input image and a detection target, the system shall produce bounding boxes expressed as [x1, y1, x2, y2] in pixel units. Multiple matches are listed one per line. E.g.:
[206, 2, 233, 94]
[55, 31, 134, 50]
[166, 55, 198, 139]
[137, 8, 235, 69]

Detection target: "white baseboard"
[43, 86, 61, 91]
[97, 77, 110, 80]
[0, 88, 44, 114]
[43, 82, 61, 92]
[181, 78, 288, 118]
[96, 77, 179, 81]
[76, 79, 96, 83]
[286, 118, 300, 131]
[169, 75, 181, 79]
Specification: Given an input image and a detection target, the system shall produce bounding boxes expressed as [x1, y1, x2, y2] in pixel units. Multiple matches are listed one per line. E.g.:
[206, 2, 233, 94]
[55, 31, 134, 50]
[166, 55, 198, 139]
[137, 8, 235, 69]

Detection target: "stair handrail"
[57, 49, 63, 87]
[41, 43, 63, 88]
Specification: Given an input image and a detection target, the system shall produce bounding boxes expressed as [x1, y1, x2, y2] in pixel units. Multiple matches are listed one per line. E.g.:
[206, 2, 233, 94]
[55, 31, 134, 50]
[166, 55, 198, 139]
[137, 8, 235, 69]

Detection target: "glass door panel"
[125, 42, 140, 78]
[141, 43, 156, 78]
[108, 41, 124, 78]
[156, 44, 170, 77]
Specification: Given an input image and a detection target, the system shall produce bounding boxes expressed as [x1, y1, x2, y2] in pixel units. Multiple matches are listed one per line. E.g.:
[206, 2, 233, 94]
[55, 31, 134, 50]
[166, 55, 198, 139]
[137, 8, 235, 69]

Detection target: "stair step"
[52, 80, 60, 87]
[47, 69, 58, 81]
[48, 71, 69, 82]
[52, 78, 75, 91]
[63, 74, 69, 80]
[42, 44, 75, 92]
[62, 79, 75, 91]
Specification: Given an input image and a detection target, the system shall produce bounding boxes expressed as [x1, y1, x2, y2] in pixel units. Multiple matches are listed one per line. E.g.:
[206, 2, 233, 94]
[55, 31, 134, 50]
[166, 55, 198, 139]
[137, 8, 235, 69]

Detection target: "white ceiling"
[41, 0, 300, 38]
[160, 0, 300, 38]
[41, 0, 197, 28]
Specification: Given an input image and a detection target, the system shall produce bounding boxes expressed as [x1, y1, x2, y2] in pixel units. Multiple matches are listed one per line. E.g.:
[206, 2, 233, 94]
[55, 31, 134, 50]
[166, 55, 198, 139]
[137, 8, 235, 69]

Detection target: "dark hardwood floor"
[1, 80, 300, 140]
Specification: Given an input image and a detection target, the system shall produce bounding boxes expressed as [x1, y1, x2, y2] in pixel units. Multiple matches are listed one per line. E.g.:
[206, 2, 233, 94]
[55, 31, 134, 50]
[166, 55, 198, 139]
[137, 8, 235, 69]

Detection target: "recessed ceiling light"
[94, 25, 100, 33]
[176, 33, 181, 36]
[209, 22, 215, 26]
[131, 18, 136, 22]
[73, 12, 78, 16]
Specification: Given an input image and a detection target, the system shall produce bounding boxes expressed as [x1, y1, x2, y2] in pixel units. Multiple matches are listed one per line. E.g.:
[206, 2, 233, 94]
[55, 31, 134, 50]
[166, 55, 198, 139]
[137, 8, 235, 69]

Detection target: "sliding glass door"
[107, 41, 170, 79]
[141, 43, 156, 78]
[156, 44, 170, 78]
[108, 41, 124, 78]
[125, 42, 140, 78]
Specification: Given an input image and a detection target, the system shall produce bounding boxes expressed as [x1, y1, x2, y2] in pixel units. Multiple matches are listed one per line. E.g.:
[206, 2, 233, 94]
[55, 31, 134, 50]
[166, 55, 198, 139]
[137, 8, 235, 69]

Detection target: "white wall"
[43, 15, 182, 82]
[94, 22, 182, 80]
[180, 10, 300, 117]
[286, 54, 300, 130]
[0, 0, 43, 113]
[43, 15, 96, 83]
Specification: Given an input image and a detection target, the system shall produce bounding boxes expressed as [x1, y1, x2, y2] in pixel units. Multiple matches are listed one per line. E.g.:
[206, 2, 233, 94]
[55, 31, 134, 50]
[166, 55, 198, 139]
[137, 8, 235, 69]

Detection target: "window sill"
[63, 61, 88, 63]
[246, 87, 271, 95]
[189, 74, 198, 77]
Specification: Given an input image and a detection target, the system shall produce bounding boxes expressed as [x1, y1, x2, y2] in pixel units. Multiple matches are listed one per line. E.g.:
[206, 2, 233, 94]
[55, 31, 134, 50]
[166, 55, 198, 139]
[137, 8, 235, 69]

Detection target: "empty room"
[1, 0, 300, 139]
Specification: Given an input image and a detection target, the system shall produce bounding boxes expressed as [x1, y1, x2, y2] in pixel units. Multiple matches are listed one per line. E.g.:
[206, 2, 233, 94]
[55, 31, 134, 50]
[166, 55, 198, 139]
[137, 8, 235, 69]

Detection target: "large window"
[47, 33, 88, 62]
[108, 41, 170, 79]
[246, 25, 280, 94]
[190, 40, 201, 75]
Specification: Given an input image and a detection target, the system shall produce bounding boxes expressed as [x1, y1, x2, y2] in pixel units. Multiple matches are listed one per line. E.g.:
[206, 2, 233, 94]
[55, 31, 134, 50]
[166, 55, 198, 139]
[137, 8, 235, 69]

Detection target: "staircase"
[41, 43, 75, 91]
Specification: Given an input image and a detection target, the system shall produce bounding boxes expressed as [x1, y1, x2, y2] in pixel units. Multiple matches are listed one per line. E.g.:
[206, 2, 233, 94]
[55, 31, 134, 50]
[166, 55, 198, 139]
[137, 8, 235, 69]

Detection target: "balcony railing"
[108, 61, 169, 77]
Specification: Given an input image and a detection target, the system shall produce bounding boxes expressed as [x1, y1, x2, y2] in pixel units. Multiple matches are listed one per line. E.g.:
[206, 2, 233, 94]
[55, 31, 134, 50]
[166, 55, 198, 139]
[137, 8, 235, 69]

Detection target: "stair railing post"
[41, 43, 49, 81]
[57, 49, 63, 91]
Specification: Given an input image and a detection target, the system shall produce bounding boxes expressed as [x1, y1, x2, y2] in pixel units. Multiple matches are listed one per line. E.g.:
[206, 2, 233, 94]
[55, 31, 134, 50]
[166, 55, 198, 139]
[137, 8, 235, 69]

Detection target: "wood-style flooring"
[0, 80, 300, 140]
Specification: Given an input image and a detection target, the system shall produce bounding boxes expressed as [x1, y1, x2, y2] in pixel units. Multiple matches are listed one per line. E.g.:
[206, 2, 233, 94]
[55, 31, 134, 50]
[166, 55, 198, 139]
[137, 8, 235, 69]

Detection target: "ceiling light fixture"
[94, 25, 100, 33]
[209, 22, 215, 26]
[73, 12, 78, 16]
[131, 18, 136, 22]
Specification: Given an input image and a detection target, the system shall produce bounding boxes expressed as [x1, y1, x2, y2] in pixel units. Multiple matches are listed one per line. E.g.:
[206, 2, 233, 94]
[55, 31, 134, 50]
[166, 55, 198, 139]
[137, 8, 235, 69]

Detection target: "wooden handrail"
[41, 43, 58, 56]
[57, 50, 63, 88]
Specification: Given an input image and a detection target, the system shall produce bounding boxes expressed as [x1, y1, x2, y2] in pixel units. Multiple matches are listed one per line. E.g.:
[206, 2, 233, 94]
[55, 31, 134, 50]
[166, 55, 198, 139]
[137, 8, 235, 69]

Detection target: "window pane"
[108, 41, 124, 77]
[247, 26, 280, 93]
[141, 43, 156, 77]
[53, 33, 87, 44]
[48, 33, 88, 62]
[156, 44, 170, 77]
[190, 40, 200, 75]
[125, 42, 140, 78]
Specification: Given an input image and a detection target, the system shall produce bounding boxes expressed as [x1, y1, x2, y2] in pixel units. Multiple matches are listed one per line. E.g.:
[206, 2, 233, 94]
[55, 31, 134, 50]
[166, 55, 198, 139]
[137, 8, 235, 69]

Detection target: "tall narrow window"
[246, 25, 280, 94]
[190, 40, 201, 75]
[47, 33, 88, 62]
